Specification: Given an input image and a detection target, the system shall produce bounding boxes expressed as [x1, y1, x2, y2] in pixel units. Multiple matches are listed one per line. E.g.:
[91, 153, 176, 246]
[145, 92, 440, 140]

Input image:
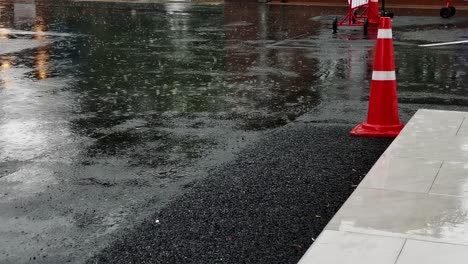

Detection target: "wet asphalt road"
[3, 0, 468, 263]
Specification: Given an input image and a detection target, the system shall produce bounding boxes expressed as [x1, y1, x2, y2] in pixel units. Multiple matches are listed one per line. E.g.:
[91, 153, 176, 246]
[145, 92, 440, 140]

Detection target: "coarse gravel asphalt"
[90, 121, 393, 264]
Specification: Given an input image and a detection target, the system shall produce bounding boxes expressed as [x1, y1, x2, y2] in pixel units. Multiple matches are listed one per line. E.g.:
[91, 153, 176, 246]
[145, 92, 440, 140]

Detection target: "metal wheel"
[363, 19, 368, 35]
[440, 7, 451, 18]
[332, 17, 338, 34]
[449, 6, 456, 17]
[381, 10, 394, 18]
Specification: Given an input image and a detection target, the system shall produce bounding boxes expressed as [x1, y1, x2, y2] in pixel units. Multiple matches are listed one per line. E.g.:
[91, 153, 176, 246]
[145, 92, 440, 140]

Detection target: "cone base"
[350, 122, 404, 138]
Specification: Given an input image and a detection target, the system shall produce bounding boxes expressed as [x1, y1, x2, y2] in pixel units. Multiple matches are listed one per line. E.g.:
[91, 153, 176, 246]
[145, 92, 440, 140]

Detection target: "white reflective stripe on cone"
[372, 71, 396, 81]
[377, 29, 392, 39]
[370, 0, 378, 2]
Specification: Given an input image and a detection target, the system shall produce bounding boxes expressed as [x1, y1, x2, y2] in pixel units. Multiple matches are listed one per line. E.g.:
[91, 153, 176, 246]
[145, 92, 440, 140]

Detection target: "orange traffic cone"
[350, 17, 404, 138]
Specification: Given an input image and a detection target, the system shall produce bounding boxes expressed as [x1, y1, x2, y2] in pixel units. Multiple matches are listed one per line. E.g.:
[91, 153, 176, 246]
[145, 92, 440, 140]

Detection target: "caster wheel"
[363, 18, 368, 35]
[333, 17, 338, 33]
[449, 6, 456, 17]
[440, 7, 451, 18]
[381, 10, 394, 18]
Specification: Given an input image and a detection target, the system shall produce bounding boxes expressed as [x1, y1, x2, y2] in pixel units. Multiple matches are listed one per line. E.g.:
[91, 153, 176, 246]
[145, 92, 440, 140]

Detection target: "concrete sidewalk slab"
[299, 109, 468, 264]
[298, 230, 405, 264]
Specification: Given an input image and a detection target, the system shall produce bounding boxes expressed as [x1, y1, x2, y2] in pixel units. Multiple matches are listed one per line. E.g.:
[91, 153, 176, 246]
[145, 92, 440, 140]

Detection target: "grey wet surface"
[2, 0, 468, 263]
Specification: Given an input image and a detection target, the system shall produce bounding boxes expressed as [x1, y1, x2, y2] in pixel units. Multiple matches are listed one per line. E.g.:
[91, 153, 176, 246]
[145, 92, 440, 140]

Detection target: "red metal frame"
[337, 0, 379, 27]
[446, 0, 452, 7]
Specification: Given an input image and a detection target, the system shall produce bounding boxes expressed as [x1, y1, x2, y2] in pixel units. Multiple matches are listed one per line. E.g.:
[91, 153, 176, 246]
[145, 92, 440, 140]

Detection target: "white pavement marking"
[269, 33, 311, 47]
[419, 40, 468, 47]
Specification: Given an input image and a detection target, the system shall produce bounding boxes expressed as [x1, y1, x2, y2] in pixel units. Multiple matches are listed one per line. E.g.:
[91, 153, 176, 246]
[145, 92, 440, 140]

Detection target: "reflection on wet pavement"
[0, 1, 322, 262]
[1, 0, 468, 262]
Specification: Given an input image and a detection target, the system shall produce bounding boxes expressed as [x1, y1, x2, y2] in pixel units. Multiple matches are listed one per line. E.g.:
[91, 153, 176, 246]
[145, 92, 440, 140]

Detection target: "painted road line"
[269, 33, 311, 47]
[419, 40, 468, 47]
